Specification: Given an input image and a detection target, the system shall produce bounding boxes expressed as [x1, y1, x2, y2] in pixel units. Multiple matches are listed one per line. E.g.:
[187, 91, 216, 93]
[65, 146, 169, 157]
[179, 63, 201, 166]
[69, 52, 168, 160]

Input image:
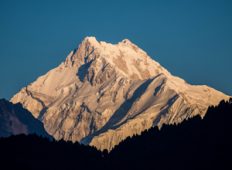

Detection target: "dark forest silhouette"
[0, 99, 231, 170]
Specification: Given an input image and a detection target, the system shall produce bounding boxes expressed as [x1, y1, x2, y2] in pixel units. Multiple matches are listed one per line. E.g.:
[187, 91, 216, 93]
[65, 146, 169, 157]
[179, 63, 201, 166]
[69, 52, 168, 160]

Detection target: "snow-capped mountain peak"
[11, 37, 229, 151]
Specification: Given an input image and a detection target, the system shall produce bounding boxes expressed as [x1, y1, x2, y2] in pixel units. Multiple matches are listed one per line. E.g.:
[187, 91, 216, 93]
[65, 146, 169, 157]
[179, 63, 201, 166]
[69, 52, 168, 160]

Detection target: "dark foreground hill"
[0, 99, 231, 170]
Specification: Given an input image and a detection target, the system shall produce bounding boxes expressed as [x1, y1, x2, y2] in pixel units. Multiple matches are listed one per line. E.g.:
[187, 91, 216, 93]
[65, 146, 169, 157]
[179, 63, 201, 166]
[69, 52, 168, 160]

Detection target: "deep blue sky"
[0, 0, 231, 99]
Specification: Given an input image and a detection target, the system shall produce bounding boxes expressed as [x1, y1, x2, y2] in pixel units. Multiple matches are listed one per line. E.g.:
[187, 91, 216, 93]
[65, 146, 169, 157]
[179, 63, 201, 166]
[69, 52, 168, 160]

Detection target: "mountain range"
[10, 37, 229, 151]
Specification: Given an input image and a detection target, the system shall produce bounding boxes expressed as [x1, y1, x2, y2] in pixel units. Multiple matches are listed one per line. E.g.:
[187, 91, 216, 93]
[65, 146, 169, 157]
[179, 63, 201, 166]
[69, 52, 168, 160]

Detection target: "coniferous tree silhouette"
[0, 98, 231, 170]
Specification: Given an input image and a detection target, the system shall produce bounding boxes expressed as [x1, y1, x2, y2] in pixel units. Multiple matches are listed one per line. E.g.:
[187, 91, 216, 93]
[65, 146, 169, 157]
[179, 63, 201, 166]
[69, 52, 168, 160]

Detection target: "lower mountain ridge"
[0, 99, 51, 138]
[11, 37, 230, 150]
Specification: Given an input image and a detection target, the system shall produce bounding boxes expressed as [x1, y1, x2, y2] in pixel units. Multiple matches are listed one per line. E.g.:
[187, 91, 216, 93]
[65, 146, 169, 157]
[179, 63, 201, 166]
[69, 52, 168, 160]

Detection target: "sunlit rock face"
[11, 37, 229, 151]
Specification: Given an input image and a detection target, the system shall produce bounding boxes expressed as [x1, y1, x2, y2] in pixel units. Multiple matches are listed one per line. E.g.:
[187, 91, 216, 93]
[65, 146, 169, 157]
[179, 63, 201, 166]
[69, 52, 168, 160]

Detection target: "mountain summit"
[11, 37, 229, 151]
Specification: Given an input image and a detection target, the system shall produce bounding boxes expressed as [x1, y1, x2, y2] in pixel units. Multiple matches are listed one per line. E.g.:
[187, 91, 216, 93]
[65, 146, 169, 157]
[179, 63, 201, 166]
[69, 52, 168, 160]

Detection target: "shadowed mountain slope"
[0, 99, 51, 138]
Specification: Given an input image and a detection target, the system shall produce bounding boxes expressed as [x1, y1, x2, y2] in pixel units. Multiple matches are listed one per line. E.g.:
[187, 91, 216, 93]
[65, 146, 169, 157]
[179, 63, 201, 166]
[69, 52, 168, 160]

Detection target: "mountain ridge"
[11, 36, 230, 150]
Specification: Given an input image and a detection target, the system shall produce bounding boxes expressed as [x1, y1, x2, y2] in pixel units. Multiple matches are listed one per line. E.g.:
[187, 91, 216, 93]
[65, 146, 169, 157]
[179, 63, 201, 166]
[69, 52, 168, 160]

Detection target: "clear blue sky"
[0, 0, 231, 99]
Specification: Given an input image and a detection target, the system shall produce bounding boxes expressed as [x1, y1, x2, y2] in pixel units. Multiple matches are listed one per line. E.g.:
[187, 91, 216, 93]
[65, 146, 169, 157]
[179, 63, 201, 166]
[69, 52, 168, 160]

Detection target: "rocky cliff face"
[11, 37, 229, 151]
[0, 99, 51, 138]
